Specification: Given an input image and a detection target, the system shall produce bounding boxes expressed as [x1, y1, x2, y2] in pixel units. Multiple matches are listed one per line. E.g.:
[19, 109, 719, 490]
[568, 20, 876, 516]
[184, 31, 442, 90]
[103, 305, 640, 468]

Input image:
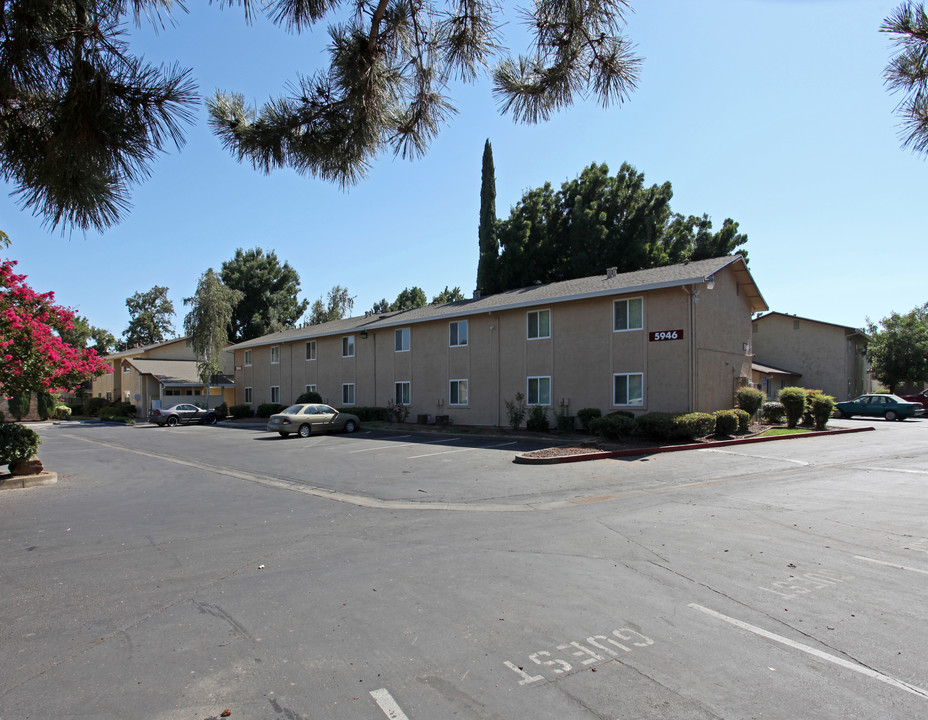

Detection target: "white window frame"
[244, 387, 253, 403]
[244, 349, 252, 366]
[527, 376, 551, 406]
[270, 346, 280, 364]
[342, 335, 355, 358]
[527, 309, 551, 340]
[613, 372, 644, 406]
[449, 379, 469, 406]
[270, 386, 280, 404]
[305, 384, 317, 394]
[449, 320, 468, 347]
[305, 341, 316, 361]
[614, 297, 644, 332]
[394, 381, 411, 405]
[395, 327, 411, 353]
[342, 383, 355, 405]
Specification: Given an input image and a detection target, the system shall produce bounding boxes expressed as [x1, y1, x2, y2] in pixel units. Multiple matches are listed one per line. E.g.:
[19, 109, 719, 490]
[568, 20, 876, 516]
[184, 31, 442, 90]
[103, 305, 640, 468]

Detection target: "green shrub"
[257, 403, 284, 418]
[37, 392, 57, 420]
[735, 387, 766, 417]
[86, 397, 108, 416]
[526, 405, 549, 432]
[344, 406, 390, 422]
[590, 414, 637, 440]
[606, 409, 636, 419]
[54, 404, 72, 419]
[229, 404, 254, 419]
[504, 392, 526, 430]
[296, 390, 323, 404]
[809, 393, 836, 430]
[0, 410, 5, 423]
[636, 411, 715, 441]
[676, 412, 717, 439]
[7, 391, 30, 420]
[576, 408, 602, 431]
[778, 387, 807, 428]
[732, 408, 751, 433]
[215, 402, 229, 418]
[762, 401, 785, 423]
[713, 410, 739, 436]
[0, 423, 41, 465]
[115, 401, 136, 417]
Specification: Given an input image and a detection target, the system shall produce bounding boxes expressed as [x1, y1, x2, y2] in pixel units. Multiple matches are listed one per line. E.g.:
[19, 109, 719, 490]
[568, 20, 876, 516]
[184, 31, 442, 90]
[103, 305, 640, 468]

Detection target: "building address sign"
[649, 329, 684, 342]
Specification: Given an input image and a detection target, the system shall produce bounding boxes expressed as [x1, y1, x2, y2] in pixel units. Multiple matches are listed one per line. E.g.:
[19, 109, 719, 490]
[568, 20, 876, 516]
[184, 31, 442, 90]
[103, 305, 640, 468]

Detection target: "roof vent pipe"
[606, 267, 617, 279]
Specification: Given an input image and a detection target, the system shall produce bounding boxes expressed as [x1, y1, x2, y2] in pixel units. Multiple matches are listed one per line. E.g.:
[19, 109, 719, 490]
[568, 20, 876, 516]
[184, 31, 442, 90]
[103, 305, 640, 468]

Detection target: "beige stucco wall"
[232, 264, 755, 425]
[752, 314, 868, 401]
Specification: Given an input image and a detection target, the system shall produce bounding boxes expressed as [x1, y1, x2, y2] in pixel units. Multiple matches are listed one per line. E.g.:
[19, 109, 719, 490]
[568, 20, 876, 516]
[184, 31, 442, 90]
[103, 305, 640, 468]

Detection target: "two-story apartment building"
[228, 256, 767, 426]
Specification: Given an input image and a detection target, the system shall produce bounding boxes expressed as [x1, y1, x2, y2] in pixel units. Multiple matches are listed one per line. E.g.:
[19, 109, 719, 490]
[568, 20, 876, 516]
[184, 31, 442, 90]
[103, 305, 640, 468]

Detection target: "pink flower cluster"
[1, 257, 111, 394]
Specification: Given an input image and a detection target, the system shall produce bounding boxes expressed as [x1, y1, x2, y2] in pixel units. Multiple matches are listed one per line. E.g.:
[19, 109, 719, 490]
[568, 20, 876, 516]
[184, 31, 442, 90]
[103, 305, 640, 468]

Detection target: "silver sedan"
[267, 404, 360, 437]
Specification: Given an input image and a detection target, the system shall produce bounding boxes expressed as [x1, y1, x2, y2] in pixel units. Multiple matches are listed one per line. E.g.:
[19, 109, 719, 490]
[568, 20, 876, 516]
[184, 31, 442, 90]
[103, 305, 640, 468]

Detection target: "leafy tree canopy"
[432, 286, 465, 304]
[183, 269, 242, 391]
[390, 287, 427, 311]
[882, 2, 928, 156]
[55, 314, 115, 356]
[122, 285, 175, 348]
[485, 162, 749, 294]
[308, 285, 355, 325]
[866, 303, 928, 392]
[220, 247, 309, 342]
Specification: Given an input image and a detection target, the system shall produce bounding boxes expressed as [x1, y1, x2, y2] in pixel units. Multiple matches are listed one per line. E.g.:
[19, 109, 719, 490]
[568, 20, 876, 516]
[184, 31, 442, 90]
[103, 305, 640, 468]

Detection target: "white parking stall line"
[688, 603, 928, 699]
[370, 688, 411, 719]
[348, 443, 414, 454]
[698, 448, 810, 466]
[855, 555, 928, 575]
[408, 441, 516, 459]
[854, 466, 928, 476]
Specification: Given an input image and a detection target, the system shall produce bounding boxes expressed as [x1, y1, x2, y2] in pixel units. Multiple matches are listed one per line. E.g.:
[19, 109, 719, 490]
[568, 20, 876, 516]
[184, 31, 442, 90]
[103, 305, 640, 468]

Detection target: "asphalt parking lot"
[2, 418, 927, 719]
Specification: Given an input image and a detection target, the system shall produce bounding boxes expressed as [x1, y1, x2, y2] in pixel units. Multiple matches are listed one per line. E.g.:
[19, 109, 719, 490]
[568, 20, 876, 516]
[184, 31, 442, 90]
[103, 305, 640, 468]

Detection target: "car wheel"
[835, 408, 846, 418]
[166, 416, 178, 427]
[298, 423, 311, 438]
[885, 410, 898, 421]
[205, 413, 217, 425]
[344, 419, 357, 433]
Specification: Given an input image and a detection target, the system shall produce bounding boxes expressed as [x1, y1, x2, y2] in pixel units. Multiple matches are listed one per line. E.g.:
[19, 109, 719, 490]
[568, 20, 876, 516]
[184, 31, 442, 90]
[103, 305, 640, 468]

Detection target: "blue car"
[835, 394, 924, 421]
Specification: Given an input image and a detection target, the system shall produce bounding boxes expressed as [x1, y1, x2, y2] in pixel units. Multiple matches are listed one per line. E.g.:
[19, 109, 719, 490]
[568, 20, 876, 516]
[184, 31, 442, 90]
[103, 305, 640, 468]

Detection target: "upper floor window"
[449, 320, 468, 347]
[270, 346, 280, 364]
[342, 336, 355, 357]
[614, 297, 643, 332]
[395, 327, 410, 352]
[527, 309, 551, 340]
[244, 349, 252, 366]
[305, 341, 316, 361]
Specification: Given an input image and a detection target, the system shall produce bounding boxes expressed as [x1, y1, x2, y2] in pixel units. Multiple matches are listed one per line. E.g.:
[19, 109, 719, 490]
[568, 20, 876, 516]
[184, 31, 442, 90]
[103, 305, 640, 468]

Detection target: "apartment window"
[305, 384, 317, 394]
[395, 327, 410, 352]
[449, 320, 468, 347]
[244, 387, 253, 403]
[165, 389, 180, 396]
[342, 383, 355, 405]
[527, 376, 551, 405]
[449, 379, 469, 406]
[270, 386, 280, 404]
[270, 346, 280, 364]
[394, 381, 411, 405]
[527, 309, 551, 339]
[244, 349, 252, 366]
[614, 373, 644, 406]
[614, 297, 643, 332]
[342, 336, 355, 357]
[305, 341, 316, 361]
[122, 365, 130, 373]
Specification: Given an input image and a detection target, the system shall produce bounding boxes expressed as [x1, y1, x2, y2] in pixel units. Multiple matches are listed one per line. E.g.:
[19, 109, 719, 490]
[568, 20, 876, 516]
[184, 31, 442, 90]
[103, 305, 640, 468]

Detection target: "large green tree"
[0, 0, 197, 232]
[476, 139, 498, 295]
[432, 286, 465, 305]
[183, 269, 242, 408]
[489, 162, 748, 292]
[308, 285, 355, 325]
[882, 2, 928, 156]
[866, 304, 928, 392]
[122, 285, 175, 348]
[56, 314, 116, 356]
[221, 248, 309, 342]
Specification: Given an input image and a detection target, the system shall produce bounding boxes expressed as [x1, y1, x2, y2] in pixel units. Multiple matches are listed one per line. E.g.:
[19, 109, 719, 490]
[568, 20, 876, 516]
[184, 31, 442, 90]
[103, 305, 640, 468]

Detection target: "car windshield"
[283, 405, 304, 414]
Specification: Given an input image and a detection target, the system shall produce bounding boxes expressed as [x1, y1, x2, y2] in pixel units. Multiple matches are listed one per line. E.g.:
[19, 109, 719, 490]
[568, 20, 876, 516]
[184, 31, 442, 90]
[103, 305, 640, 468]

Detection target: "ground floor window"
[614, 373, 644, 406]
[342, 383, 355, 405]
[449, 379, 468, 406]
[270, 386, 280, 404]
[165, 388, 181, 396]
[395, 381, 411, 405]
[527, 376, 551, 406]
[244, 387, 253, 403]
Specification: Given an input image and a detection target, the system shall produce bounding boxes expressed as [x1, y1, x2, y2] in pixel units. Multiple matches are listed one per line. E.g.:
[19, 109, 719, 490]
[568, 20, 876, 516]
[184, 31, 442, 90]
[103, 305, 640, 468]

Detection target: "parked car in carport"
[267, 404, 360, 437]
[834, 394, 925, 421]
[149, 404, 220, 426]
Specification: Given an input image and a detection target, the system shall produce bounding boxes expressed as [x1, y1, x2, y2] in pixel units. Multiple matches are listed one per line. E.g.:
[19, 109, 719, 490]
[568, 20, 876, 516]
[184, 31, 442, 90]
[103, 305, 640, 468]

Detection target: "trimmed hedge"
[735, 387, 766, 417]
[339, 406, 389, 422]
[762, 401, 785, 423]
[809, 392, 835, 430]
[229, 404, 254, 419]
[526, 405, 550, 432]
[257, 403, 285, 418]
[37, 392, 57, 420]
[732, 408, 751, 433]
[0, 423, 41, 465]
[713, 409, 739, 436]
[296, 391, 323, 404]
[576, 408, 602, 431]
[7, 391, 30, 420]
[590, 414, 637, 440]
[637, 411, 716, 441]
[778, 387, 807, 428]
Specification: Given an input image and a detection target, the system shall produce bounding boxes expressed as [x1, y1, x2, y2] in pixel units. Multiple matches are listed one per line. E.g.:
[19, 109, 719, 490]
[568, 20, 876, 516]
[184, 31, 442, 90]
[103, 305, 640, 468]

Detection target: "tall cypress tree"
[476, 139, 499, 295]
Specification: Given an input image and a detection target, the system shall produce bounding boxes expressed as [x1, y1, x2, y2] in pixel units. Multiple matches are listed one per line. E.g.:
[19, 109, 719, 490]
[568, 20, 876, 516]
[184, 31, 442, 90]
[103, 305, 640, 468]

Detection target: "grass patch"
[758, 427, 817, 437]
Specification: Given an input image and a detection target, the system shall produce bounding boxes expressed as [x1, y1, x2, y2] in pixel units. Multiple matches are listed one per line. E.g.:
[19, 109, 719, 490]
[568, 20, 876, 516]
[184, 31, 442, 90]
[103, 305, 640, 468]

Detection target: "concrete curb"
[513, 426, 876, 464]
[0, 471, 59, 490]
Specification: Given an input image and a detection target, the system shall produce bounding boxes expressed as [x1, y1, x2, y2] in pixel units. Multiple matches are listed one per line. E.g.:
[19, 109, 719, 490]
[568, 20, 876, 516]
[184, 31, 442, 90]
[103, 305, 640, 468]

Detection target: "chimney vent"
[606, 267, 617, 279]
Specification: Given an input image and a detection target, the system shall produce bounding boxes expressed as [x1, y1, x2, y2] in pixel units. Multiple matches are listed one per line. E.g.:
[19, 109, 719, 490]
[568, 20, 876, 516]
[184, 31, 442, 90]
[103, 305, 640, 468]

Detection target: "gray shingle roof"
[229, 255, 765, 350]
[127, 359, 234, 386]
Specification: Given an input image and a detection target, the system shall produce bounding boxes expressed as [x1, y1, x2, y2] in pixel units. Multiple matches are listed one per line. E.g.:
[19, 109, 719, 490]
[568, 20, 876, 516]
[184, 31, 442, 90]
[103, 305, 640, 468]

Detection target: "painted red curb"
[513, 426, 875, 464]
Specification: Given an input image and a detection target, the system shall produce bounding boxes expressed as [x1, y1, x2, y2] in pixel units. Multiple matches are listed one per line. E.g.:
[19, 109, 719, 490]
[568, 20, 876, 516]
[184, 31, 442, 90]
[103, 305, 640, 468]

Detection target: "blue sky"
[0, 0, 924, 339]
